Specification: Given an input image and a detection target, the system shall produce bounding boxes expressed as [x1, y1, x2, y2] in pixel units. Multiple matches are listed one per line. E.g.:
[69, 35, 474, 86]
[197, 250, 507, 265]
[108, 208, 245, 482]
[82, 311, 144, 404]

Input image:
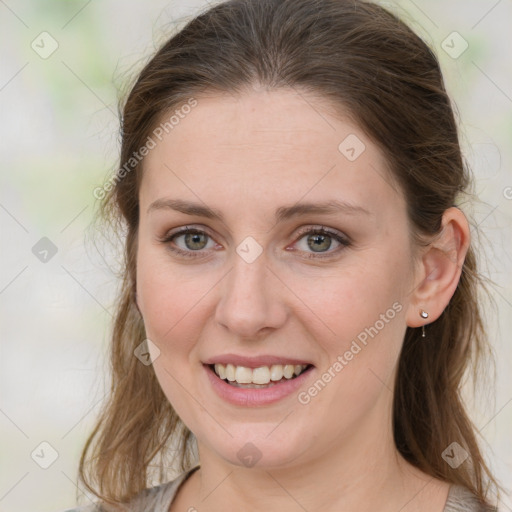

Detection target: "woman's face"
[136, 88, 419, 469]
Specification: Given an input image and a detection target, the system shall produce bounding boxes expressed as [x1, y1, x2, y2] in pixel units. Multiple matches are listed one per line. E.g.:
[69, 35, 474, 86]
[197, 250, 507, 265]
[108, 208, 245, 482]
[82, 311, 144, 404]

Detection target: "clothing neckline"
[160, 467, 476, 512]
[162, 465, 200, 511]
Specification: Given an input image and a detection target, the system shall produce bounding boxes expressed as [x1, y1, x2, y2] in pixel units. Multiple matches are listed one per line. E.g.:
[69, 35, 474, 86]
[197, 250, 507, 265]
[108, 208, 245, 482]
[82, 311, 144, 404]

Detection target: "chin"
[204, 431, 308, 470]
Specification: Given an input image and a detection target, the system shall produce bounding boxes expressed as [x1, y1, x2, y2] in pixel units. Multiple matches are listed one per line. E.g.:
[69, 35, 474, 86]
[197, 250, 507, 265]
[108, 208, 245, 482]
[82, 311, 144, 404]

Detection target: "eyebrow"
[147, 198, 372, 222]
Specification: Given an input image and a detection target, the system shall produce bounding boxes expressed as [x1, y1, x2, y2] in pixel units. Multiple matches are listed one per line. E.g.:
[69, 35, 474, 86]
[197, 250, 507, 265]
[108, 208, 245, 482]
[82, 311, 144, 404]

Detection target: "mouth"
[208, 363, 313, 388]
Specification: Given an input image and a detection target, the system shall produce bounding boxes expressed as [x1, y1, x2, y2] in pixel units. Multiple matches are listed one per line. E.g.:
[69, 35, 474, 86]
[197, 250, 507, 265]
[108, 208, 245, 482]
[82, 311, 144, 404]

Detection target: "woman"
[70, 0, 502, 510]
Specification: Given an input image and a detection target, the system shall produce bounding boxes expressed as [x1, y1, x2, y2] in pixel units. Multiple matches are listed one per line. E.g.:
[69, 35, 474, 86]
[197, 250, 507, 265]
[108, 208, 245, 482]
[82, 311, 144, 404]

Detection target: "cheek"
[292, 274, 408, 440]
[293, 254, 411, 410]
[344, 266, 409, 363]
[136, 245, 217, 354]
[292, 253, 409, 342]
[135, 251, 207, 412]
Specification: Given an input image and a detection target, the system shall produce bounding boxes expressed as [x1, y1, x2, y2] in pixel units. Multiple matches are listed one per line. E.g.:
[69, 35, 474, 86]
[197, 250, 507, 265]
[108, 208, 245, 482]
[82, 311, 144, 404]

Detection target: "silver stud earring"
[420, 310, 429, 338]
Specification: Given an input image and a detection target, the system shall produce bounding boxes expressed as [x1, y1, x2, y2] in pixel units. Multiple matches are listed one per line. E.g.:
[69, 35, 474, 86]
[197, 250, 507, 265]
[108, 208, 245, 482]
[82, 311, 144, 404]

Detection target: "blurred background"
[0, 1, 511, 511]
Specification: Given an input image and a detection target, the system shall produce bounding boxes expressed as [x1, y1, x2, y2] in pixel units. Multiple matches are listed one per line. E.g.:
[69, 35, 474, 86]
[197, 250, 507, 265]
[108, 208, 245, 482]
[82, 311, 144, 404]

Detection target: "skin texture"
[135, 88, 470, 512]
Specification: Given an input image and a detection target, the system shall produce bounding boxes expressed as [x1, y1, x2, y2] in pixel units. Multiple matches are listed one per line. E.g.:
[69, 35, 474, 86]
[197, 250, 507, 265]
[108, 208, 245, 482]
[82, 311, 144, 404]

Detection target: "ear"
[405, 207, 471, 328]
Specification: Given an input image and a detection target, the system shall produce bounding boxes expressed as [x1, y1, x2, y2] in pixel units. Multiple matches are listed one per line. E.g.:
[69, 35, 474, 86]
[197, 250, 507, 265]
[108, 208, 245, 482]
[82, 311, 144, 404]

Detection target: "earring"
[420, 310, 429, 338]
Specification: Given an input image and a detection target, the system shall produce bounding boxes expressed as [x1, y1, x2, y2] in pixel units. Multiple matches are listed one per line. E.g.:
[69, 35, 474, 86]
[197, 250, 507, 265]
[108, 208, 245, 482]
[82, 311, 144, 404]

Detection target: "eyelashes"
[158, 225, 351, 260]
[160, 227, 217, 258]
[290, 226, 351, 259]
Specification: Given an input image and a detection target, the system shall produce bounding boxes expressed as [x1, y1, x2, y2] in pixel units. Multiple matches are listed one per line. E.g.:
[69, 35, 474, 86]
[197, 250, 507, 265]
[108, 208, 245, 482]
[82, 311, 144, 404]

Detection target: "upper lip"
[203, 353, 313, 368]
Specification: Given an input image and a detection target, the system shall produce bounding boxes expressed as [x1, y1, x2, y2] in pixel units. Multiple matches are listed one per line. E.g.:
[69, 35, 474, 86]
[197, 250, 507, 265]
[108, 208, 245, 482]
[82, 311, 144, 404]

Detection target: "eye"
[291, 226, 350, 259]
[159, 225, 350, 260]
[159, 226, 218, 258]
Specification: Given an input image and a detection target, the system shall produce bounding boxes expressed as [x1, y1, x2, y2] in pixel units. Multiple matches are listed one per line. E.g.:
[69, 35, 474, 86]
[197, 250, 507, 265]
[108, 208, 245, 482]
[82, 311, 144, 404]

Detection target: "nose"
[214, 249, 288, 339]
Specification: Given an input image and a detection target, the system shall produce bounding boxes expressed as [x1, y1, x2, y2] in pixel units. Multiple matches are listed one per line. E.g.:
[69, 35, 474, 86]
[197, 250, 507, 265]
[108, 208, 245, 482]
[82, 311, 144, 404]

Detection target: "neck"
[186, 396, 449, 511]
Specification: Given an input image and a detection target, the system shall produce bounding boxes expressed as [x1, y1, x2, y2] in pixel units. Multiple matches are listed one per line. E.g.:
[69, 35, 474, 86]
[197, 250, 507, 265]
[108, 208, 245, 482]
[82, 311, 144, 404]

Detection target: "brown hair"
[79, 0, 501, 509]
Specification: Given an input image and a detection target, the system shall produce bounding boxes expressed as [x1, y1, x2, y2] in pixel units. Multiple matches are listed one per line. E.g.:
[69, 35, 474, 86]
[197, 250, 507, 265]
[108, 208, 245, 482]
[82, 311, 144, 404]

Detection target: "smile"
[204, 362, 314, 406]
[211, 363, 311, 387]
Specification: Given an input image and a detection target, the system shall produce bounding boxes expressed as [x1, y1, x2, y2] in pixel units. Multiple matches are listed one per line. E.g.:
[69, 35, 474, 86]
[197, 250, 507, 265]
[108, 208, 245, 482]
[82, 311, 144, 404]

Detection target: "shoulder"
[59, 466, 200, 512]
[444, 485, 498, 512]
[59, 503, 107, 512]
[59, 506, 106, 512]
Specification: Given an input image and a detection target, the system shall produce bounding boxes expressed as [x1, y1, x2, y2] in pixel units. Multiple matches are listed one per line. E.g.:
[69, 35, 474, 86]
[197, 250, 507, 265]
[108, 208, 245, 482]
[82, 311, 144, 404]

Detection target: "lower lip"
[204, 364, 314, 406]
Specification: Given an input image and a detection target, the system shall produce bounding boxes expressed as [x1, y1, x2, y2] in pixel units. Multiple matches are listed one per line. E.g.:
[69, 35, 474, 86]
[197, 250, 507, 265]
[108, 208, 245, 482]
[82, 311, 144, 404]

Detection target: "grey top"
[63, 466, 495, 512]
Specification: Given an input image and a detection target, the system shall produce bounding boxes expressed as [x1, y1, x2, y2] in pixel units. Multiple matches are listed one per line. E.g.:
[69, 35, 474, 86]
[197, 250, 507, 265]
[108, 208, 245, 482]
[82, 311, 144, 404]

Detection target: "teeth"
[216, 364, 227, 380]
[252, 366, 270, 384]
[283, 365, 294, 379]
[225, 363, 236, 382]
[235, 366, 252, 384]
[213, 363, 308, 385]
[270, 364, 283, 381]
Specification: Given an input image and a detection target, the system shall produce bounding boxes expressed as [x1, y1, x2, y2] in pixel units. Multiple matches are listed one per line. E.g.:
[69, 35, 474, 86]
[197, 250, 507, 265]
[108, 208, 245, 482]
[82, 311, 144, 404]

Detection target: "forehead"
[140, 88, 404, 221]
